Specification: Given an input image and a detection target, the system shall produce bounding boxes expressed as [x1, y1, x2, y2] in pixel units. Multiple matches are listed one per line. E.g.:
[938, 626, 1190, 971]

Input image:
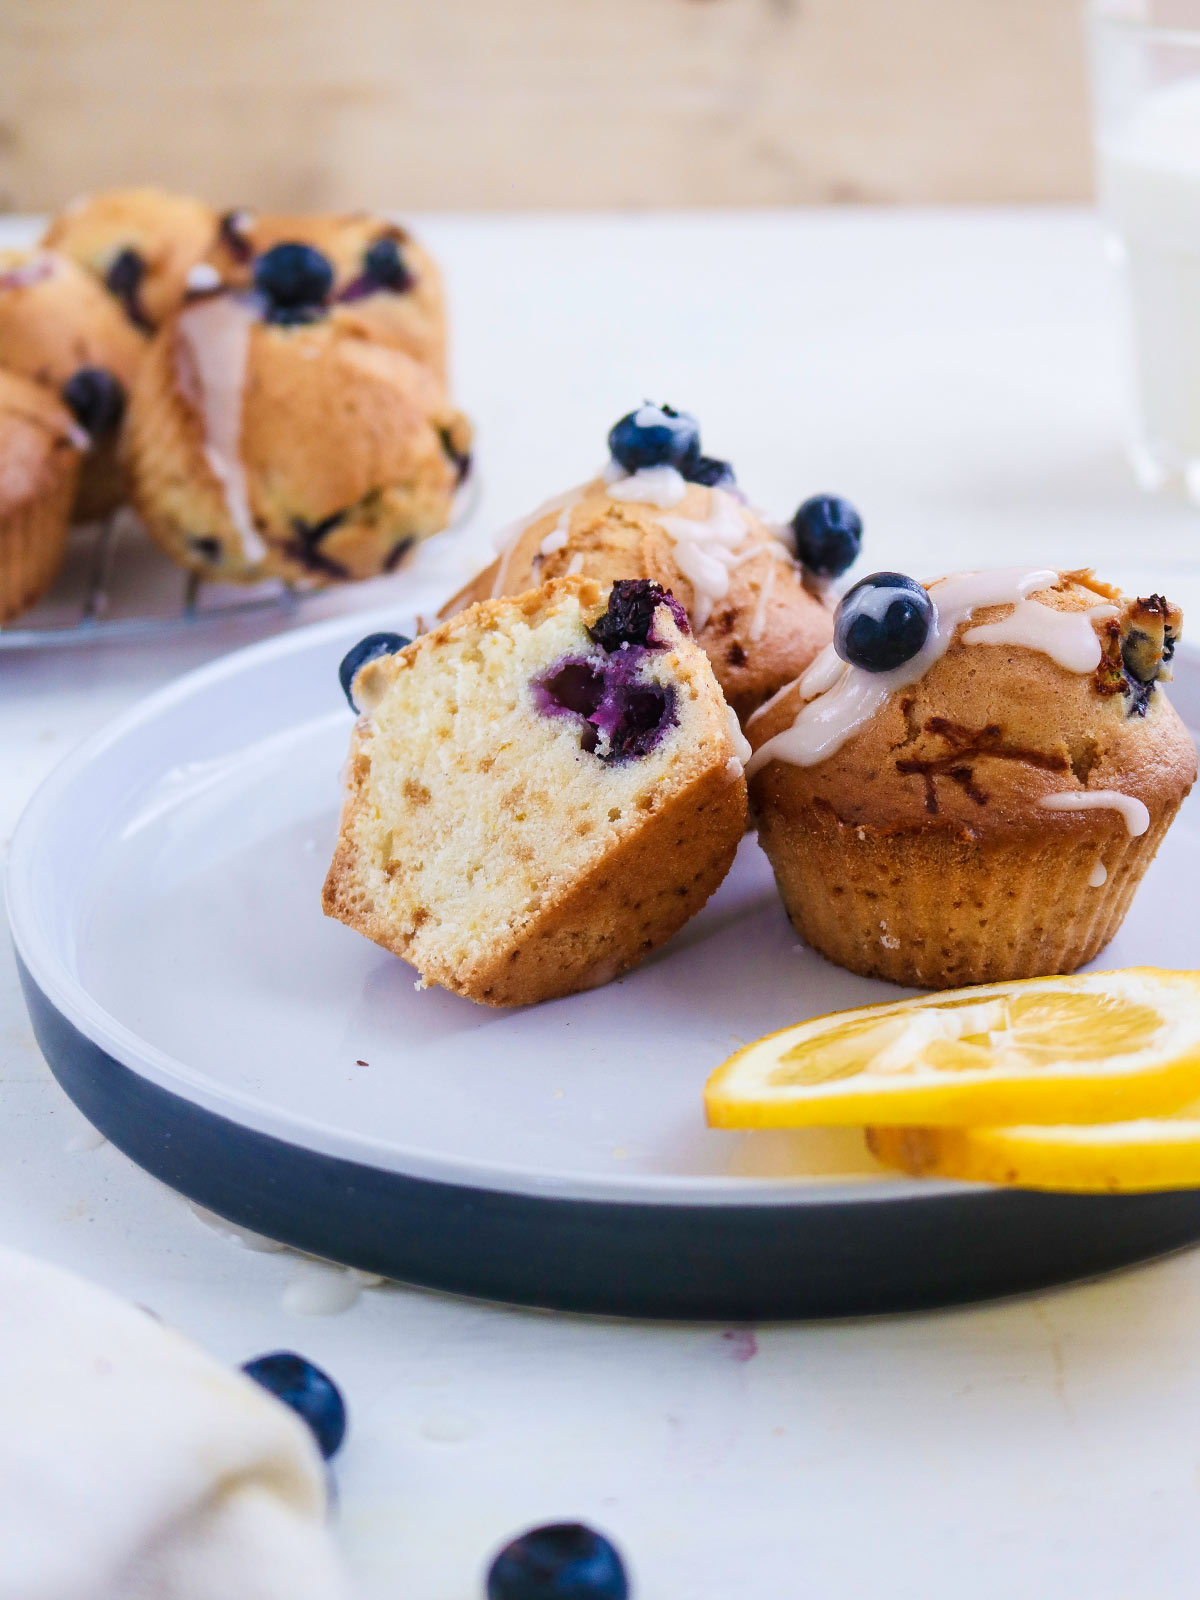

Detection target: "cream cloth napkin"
[0, 1244, 354, 1600]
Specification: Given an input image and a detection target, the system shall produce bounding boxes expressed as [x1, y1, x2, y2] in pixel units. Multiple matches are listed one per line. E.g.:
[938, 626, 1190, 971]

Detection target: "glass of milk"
[1091, 0, 1200, 498]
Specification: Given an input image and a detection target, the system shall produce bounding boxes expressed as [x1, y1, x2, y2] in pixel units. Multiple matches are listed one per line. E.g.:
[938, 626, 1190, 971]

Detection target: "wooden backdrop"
[0, 0, 1092, 213]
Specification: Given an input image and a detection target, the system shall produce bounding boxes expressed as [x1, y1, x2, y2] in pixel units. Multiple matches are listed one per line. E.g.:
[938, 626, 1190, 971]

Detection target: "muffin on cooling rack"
[42, 186, 217, 333]
[200, 210, 447, 384]
[0, 249, 143, 520]
[442, 405, 840, 722]
[0, 369, 85, 623]
[126, 244, 471, 585]
[746, 566, 1196, 988]
[324, 576, 748, 1006]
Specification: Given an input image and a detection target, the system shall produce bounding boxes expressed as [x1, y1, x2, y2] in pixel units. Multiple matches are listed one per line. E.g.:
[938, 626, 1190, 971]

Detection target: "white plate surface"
[9, 601, 1200, 1207]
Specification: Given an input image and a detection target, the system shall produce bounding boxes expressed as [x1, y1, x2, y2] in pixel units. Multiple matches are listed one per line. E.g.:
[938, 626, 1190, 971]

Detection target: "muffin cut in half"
[747, 567, 1197, 989]
[323, 577, 749, 1006]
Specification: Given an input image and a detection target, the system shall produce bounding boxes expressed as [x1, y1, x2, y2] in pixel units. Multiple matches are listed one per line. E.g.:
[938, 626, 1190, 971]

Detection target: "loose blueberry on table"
[339, 631, 413, 711]
[486, 1522, 630, 1600]
[241, 1350, 347, 1460]
[61, 366, 126, 439]
[834, 571, 934, 672]
[253, 242, 335, 325]
[607, 402, 701, 475]
[790, 493, 863, 577]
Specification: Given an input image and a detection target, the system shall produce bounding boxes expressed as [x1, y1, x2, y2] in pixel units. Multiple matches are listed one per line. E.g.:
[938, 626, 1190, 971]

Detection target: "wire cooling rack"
[0, 476, 480, 650]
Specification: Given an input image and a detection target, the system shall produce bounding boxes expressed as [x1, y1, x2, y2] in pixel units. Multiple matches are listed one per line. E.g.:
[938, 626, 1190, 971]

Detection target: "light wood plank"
[0, 0, 1092, 211]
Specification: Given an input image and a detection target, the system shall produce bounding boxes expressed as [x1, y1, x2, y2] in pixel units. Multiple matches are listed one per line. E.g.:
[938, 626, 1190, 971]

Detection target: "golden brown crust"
[322, 576, 748, 1006]
[440, 478, 832, 721]
[324, 755, 745, 1006]
[0, 250, 144, 519]
[747, 572, 1198, 988]
[126, 302, 470, 584]
[0, 369, 82, 620]
[42, 187, 217, 330]
[201, 211, 447, 383]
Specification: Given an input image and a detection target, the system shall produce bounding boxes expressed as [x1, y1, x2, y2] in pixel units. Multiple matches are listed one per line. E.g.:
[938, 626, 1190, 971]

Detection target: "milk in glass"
[1098, 76, 1200, 494]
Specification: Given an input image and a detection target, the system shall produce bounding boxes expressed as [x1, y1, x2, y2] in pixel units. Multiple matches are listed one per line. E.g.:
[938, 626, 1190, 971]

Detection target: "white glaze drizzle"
[747, 551, 777, 643]
[565, 552, 584, 576]
[725, 704, 752, 769]
[175, 295, 267, 564]
[745, 568, 1059, 775]
[490, 488, 582, 597]
[1041, 790, 1150, 838]
[606, 464, 689, 508]
[539, 500, 575, 556]
[962, 600, 1119, 672]
[657, 487, 763, 630]
[185, 261, 222, 293]
[1090, 860, 1108, 887]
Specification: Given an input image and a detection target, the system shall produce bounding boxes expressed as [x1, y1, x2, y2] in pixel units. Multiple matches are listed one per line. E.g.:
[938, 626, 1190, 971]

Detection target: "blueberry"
[362, 235, 414, 292]
[61, 366, 126, 439]
[339, 631, 412, 710]
[834, 572, 933, 673]
[607, 403, 700, 475]
[241, 1351, 347, 1460]
[593, 680, 676, 763]
[486, 1522, 630, 1600]
[538, 660, 605, 718]
[589, 578, 689, 652]
[253, 242, 334, 322]
[104, 247, 152, 332]
[683, 454, 736, 489]
[790, 495, 863, 577]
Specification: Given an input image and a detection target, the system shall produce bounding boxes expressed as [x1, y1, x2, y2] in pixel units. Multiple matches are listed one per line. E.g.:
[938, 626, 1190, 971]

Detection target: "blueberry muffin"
[323, 576, 749, 1006]
[125, 254, 471, 585]
[0, 250, 143, 520]
[199, 210, 447, 385]
[442, 406, 839, 722]
[0, 369, 85, 622]
[42, 186, 217, 332]
[746, 567, 1197, 987]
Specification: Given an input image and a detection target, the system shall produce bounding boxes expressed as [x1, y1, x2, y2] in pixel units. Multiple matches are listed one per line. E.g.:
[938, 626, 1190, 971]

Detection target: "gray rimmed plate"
[9, 605, 1200, 1318]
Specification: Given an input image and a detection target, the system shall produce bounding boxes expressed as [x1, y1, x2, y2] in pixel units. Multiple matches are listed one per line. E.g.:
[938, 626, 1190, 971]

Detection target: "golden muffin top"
[747, 568, 1196, 838]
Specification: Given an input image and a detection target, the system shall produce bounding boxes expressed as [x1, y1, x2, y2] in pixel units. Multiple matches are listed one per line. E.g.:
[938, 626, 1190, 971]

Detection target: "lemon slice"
[704, 969, 1200, 1129]
[867, 1109, 1200, 1194]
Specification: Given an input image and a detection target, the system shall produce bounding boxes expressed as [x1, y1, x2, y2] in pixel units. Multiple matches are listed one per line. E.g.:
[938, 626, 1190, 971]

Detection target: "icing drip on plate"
[1041, 790, 1151, 838]
[175, 294, 267, 565]
[746, 568, 1061, 774]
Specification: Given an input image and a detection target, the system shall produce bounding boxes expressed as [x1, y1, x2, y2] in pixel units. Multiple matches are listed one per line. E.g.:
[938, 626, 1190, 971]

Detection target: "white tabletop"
[4, 208, 1200, 1599]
